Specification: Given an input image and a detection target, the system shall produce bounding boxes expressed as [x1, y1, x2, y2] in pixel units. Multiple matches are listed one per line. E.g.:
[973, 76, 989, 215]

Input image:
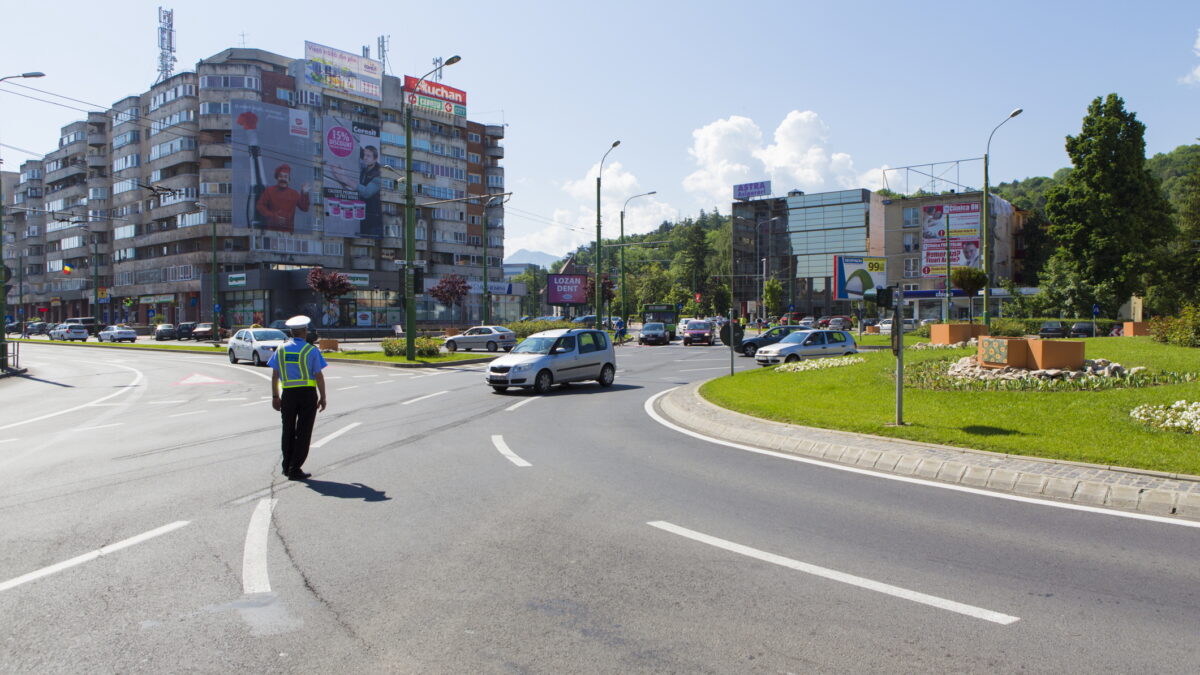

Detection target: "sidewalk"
[657, 381, 1200, 522]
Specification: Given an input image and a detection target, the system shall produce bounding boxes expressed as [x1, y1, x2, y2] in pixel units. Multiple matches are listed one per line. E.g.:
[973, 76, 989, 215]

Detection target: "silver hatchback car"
[486, 328, 616, 394]
[754, 329, 858, 366]
[444, 325, 516, 352]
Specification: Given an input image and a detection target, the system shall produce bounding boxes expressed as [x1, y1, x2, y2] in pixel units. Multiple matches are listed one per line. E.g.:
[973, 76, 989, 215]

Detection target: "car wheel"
[785, 354, 800, 363]
[491, 386, 508, 393]
[445, 340, 457, 353]
[597, 364, 615, 387]
[844, 351, 856, 356]
[228, 350, 238, 363]
[532, 369, 553, 395]
[503, 346, 512, 352]
[742, 344, 757, 357]
[486, 341, 497, 352]
[252, 352, 263, 367]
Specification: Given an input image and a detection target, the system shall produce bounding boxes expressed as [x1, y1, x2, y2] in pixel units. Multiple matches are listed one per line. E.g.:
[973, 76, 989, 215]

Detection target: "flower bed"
[774, 356, 865, 373]
[905, 356, 1196, 392]
[1129, 400, 1200, 434]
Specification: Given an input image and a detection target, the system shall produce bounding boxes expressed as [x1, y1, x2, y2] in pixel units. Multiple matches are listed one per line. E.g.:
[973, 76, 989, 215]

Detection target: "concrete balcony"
[45, 163, 87, 184]
[86, 153, 108, 168]
[200, 143, 232, 158]
[485, 124, 505, 139]
[87, 132, 108, 147]
[484, 144, 504, 159]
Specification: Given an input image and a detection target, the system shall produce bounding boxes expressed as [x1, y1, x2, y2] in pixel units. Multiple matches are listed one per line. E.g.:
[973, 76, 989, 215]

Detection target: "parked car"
[485, 328, 616, 394]
[25, 321, 48, 335]
[227, 328, 290, 366]
[175, 322, 197, 340]
[190, 322, 223, 341]
[1038, 321, 1069, 339]
[754, 329, 858, 367]
[638, 322, 670, 345]
[819, 315, 852, 328]
[737, 325, 809, 357]
[97, 325, 137, 343]
[878, 318, 916, 335]
[682, 320, 716, 346]
[827, 317, 852, 330]
[444, 325, 517, 352]
[571, 315, 619, 329]
[154, 323, 177, 340]
[63, 317, 100, 335]
[1069, 322, 1097, 338]
[49, 323, 90, 342]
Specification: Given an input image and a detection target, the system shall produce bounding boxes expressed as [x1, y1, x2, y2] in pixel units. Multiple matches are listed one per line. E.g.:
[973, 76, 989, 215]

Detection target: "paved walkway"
[656, 381, 1200, 522]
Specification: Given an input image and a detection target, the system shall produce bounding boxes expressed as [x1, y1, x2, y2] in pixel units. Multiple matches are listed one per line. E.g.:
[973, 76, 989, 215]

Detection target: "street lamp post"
[619, 190, 654, 325]
[403, 56, 460, 359]
[981, 107, 1023, 328]
[0, 71, 45, 371]
[480, 193, 507, 325]
[595, 140, 620, 329]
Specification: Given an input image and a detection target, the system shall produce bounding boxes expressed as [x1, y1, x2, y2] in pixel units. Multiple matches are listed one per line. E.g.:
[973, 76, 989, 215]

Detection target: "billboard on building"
[403, 76, 467, 117]
[833, 256, 887, 300]
[230, 99, 315, 233]
[920, 202, 982, 278]
[321, 115, 382, 238]
[920, 202, 980, 240]
[546, 274, 588, 305]
[920, 237, 982, 277]
[733, 181, 772, 200]
[303, 41, 382, 102]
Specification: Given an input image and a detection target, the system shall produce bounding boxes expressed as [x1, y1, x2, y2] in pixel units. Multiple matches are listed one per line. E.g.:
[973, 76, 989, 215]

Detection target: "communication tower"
[155, 7, 177, 84]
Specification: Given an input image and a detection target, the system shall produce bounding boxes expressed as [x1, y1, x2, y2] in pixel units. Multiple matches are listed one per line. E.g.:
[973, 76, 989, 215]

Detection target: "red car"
[682, 320, 715, 346]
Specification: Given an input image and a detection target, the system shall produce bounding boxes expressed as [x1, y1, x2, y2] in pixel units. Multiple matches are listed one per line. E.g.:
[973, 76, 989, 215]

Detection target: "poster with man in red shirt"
[256, 164, 311, 232]
[231, 99, 315, 233]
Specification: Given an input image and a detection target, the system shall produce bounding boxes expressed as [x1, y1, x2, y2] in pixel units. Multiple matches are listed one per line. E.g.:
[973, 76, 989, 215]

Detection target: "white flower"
[1130, 401, 1200, 434]
[775, 356, 865, 373]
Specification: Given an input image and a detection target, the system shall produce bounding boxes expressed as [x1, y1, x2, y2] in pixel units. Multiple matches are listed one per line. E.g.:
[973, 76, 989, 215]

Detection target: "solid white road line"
[169, 410, 207, 418]
[491, 435, 532, 467]
[505, 397, 537, 412]
[0, 362, 144, 431]
[0, 521, 190, 593]
[401, 390, 448, 405]
[76, 423, 124, 431]
[679, 367, 729, 372]
[312, 422, 362, 449]
[242, 498, 277, 595]
[643, 389, 1200, 530]
[208, 397, 247, 402]
[647, 520, 1019, 625]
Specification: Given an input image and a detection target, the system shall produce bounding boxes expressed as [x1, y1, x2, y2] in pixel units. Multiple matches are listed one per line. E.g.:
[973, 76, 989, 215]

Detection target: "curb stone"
[658, 380, 1200, 523]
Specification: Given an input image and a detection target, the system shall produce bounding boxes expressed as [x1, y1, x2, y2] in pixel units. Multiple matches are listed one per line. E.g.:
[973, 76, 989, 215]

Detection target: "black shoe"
[287, 470, 312, 480]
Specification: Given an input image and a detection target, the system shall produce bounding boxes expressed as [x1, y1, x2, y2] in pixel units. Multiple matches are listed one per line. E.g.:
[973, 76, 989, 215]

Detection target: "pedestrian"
[268, 315, 328, 480]
[615, 317, 626, 345]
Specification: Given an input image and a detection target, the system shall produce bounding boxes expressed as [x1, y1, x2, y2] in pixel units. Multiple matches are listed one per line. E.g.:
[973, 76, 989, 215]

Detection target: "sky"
[1, 1, 1197, 259]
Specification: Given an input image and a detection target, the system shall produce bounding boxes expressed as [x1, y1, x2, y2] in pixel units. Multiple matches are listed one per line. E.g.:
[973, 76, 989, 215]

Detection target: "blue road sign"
[147, 309, 156, 318]
[1092, 304, 1100, 317]
[214, 304, 221, 312]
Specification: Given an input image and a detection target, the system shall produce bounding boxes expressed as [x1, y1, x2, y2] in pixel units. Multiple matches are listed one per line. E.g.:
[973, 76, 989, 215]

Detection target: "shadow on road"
[14, 373, 74, 388]
[961, 425, 1021, 436]
[302, 479, 391, 502]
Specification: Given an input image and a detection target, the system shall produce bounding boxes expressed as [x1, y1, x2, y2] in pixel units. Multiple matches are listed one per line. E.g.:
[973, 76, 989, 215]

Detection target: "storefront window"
[225, 290, 269, 327]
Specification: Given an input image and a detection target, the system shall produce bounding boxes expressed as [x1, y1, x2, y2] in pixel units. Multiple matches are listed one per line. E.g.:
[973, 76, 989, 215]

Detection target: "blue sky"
[1, 1, 1197, 258]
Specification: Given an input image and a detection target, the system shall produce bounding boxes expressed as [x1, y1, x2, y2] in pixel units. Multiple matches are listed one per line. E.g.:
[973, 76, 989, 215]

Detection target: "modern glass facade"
[788, 189, 869, 284]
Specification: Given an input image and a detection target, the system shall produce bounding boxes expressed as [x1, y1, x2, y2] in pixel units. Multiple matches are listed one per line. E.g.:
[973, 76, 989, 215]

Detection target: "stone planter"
[1123, 321, 1149, 337]
[317, 338, 340, 352]
[866, 325, 880, 334]
[978, 337, 1031, 369]
[1028, 339, 1084, 370]
[931, 324, 974, 345]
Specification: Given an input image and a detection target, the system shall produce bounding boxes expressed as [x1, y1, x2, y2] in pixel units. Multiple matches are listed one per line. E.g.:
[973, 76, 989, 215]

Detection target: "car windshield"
[644, 323, 664, 330]
[688, 321, 711, 330]
[159, 324, 174, 329]
[780, 332, 813, 344]
[251, 329, 288, 341]
[513, 336, 558, 354]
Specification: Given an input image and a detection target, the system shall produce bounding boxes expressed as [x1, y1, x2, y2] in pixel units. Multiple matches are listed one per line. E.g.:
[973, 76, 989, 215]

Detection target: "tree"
[306, 267, 354, 326]
[584, 275, 615, 314]
[1043, 94, 1175, 317]
[428, 274, 470, 326]
[951, 267, 988, 322]
[763, 278, 784, 317]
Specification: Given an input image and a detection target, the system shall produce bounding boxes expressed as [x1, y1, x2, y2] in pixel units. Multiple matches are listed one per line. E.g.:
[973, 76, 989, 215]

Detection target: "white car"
[227, 328, 290, 366]
[444, 325, 517, 353]
[878, 319, 916, 335]
[49, 324, 90, 342]
[754, 329, 858, 367]
[98, 325, 137, 343]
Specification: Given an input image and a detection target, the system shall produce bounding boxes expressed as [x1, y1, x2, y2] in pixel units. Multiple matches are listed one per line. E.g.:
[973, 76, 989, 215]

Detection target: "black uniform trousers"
[280, 386, 318, 473]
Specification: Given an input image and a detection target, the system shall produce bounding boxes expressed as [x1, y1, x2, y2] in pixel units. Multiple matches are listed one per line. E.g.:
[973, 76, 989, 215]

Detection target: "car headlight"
[510, 363, 532, 373]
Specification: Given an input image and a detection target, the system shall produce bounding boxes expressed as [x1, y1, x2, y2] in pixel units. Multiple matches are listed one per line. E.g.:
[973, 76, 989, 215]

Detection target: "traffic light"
[864, 286, 894, 309]
[411, 267, 425, 293]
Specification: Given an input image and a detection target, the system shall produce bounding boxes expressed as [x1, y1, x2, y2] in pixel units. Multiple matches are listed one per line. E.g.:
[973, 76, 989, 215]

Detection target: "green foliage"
[950, 268, 988, 321]
[988, 317, 1029, 337]
[380, 337, 442, 357]
[505, 320, 575, 339]
[1149, 304, 1200, 348]
[763, 278, 784, 316]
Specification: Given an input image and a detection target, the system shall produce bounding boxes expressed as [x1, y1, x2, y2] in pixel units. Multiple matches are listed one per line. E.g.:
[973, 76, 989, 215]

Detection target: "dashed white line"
[208, 397, 247, 402]
[374, 380, 394, 385]
[0, 521, 190, 593]
[0, 438, 20, 444]
[75, 423, 124, 431]
[312, 422, 362, 449]
[352, 374, 379, 379]
[169, 410, 207, 418]
[491, 435, 531, 467]
[240, 400, 263, 407]
[505, 397, 538, 412]
[149, 400, 187, 405]
[242, 499, 277, 595]
[679, 367, 729, 372]
[336, 385, 360, 391]
[647, 520, 1019, 625]
[401, 390, 448, 405]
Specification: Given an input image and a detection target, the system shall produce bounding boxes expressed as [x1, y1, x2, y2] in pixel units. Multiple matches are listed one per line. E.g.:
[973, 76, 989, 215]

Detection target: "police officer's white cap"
[284, 315, 311, 328]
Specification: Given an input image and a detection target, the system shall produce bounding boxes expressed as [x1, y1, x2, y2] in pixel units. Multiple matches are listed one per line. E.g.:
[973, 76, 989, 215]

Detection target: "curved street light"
[594, 140, 620, 329]
[981, 107, 1023, 328]
[0, 71, 45, 371]
[619, 190, 655, 326]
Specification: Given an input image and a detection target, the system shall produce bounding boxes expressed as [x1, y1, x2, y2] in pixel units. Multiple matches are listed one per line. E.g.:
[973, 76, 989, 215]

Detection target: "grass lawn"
[701, 336, 1200, 475]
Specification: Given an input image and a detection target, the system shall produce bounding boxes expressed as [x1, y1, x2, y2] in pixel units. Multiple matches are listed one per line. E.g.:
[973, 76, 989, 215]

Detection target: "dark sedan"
[153, 323, 177, 341]
[1038, 321, 1069, 339]
[682, 320, 716, 346]
[176, 322, 197, 340]
[737, 325, 808, 357]
[1069, 322, 1097, 338]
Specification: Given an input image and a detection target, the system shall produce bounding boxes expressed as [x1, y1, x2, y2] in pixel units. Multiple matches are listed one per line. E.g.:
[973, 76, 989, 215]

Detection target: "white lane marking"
[76, 423, 124, 431]
[1, 362, 144, 431]
[169, 410, 207, 418]
[401, 390, 448, 405]
[388, 373, 410, 377]
[352, 374, 379, 379]
[0, 521, 190, 593]
[505, 397, 537, 412]
[336, 386, 359, 391]
[324, 376, 343, 380]
[0, 438, 20, 444]
[312, 422, 362, 449]
[242, 499, 277, 595]
[643, 390, 1200, 530]
[647, 521, 1019, 625]
[491, 435, 531, 467]
[673, 358, 727, 362]
[375, 380, 394, 385]
[208, 397, 247, 402]
[240, 400, 263, 408]
[149, 400, 187, 405]
[680, 367, 729, 372]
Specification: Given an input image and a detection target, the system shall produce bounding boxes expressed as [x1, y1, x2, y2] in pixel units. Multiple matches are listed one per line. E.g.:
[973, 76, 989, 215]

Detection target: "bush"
[987, 317, 1028, 337]
[380, 337, 442, 358]
[506, 320, 575, 339]
[1150, 304, 1200, 348]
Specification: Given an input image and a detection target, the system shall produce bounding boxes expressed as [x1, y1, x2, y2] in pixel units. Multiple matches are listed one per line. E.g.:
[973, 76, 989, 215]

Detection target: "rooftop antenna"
[156, 7, 177, 84]
[432, 56, 444, 82]
[362, 45, 370, 59]
[377, 35, 390, 74]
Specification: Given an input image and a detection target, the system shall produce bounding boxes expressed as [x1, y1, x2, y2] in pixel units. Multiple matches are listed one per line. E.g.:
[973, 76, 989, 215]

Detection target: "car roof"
[528, 328, 602, 338]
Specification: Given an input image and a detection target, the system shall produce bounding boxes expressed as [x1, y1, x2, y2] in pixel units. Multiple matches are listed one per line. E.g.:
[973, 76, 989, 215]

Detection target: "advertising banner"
[832, 256, 887, 300]
[920, 237, 981, 277]
[546, 274, 588, 305]
[920, 202, 982, 278]
[733, 181, 772, 200]
[403, 76, 467, 106]
[322, 116, 382, 238]
[231, 100, 314, 233]
[304, 41, 383, 102]
[920, 202, 980, 240]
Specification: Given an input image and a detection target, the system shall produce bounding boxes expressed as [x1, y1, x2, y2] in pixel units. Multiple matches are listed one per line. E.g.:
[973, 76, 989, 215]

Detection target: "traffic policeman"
[268, 315, 328, 480]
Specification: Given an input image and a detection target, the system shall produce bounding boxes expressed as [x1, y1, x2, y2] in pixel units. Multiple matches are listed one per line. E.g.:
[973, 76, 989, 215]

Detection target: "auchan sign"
[403, 76, 467, 106]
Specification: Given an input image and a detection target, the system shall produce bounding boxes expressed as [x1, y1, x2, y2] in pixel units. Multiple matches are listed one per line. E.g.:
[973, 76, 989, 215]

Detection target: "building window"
[903, 207, 921, 228]
[903, 257, 919, 278]
[468, 152, 481, 164]
[903, 232, 920, 252]
[468, 132, 481, 143]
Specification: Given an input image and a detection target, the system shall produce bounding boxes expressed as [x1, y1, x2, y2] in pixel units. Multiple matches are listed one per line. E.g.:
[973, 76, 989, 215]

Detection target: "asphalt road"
[2, 340, 1198, 673]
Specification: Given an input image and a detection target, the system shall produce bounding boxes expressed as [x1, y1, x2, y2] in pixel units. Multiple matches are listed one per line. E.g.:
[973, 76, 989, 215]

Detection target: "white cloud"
[1182, 28, 1200, 84]
[683, 110, 885, 205]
